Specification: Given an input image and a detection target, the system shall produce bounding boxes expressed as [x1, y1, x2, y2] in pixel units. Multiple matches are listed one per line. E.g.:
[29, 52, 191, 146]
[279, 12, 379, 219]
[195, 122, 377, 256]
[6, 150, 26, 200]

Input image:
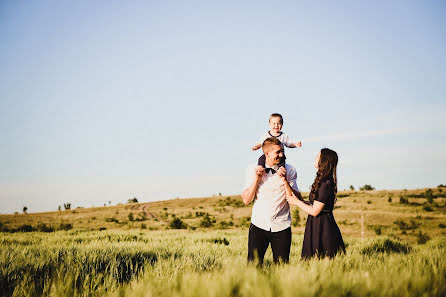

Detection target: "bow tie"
[265, 167, 276, 174]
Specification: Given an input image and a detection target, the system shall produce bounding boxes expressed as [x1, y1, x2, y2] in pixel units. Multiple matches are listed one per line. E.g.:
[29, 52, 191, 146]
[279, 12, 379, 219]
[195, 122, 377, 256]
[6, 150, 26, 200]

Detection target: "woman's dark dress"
[301, 178, 345, 259]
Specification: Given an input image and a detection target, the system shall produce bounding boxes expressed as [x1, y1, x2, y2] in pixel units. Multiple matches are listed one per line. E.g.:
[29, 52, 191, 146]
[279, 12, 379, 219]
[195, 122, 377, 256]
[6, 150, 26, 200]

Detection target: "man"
[241, 137, 299, 265]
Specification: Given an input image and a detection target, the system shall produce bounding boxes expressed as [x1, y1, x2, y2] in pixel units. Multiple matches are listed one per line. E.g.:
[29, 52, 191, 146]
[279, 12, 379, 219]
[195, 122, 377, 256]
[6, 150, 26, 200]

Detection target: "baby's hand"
[252, 144, 261, 151]
[295, 141, 302, 148]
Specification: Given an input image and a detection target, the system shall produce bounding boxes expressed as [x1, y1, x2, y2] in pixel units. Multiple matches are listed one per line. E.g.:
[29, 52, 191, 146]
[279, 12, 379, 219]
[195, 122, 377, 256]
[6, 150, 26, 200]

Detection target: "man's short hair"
[269, 113, 283, 125]
[262, 137, 282, 153]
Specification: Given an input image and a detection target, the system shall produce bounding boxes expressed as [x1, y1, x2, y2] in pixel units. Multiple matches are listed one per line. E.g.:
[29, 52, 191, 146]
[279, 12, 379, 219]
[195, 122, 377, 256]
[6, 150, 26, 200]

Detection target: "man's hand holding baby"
[277, 166, 287, 180]
[255, 165, 265, 179]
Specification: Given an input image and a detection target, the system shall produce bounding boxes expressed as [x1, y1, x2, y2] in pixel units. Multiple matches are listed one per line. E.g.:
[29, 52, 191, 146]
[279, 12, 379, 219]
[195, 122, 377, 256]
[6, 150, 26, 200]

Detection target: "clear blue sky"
[1, 1, 445, 213]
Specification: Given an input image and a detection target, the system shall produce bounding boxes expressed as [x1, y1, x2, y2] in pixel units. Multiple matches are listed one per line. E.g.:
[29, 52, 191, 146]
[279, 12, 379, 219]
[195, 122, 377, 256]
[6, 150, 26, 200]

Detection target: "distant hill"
[1, 188, 445, 243]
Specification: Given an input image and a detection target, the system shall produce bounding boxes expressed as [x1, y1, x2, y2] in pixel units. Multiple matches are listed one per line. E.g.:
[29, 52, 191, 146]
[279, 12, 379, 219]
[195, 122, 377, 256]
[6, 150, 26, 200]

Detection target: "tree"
[64, 203, 71, 210]
[349, 185, 355, 191]
[425, 189, 434, 204]
[58, 205, 61, 211]
[359, 184, 375, 191]
[127, 197, 138, 203]
[22, 206, 27, 214]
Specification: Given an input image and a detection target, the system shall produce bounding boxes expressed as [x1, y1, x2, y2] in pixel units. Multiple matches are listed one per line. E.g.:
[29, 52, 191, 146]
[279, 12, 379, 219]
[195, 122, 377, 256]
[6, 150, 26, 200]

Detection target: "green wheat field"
[1, 187, 445, 297]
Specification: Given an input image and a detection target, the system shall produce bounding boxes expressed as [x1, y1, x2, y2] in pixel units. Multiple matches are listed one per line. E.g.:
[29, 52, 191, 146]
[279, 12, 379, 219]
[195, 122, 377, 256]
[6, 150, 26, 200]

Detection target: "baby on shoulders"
[252, 113, 302, 169]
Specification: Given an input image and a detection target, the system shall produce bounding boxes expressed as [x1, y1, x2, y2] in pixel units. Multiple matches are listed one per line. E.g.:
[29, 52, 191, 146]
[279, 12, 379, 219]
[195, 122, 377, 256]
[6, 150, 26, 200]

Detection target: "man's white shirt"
[243, 163, 299, 232]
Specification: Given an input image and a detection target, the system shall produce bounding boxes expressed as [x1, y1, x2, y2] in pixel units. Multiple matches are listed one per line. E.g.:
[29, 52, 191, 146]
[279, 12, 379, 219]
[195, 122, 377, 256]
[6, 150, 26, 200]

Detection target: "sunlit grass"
[1, 230, 445, 297]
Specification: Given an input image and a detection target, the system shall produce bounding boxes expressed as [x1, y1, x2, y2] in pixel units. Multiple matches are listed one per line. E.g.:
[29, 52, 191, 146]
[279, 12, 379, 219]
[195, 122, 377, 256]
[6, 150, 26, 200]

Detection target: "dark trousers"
[247, 224, 291, 266]
[257, 154, 286, 168]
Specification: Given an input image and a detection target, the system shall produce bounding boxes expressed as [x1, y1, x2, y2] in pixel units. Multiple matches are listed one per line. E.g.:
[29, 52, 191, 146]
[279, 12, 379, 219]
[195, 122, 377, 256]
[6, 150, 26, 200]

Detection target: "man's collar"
[265, 163, 280, 171]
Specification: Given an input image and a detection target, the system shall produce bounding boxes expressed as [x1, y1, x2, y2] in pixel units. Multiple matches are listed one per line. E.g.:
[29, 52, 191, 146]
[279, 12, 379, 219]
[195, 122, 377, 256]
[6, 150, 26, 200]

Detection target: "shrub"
[17, 224, 34, 232]
[399, 196, 409, 204]
[292, 209, 300, 227]
[136, 213, 147, 221]
[423, 205, 433, 212]
[367, 200, 372, 204]
[183, 212, 193, 219]
[128, 213, 134, 221]
[127, 197, 138, 203]
[170, 218, 187, 229]
[388, 196, 392, 203]
[425, 189, 434, 204]
[23, 206, 28, 214]
[239, 216, 251, 228]
[393, 219, 420, 230]
[37, 223, 54, 232]
[361, 238, 411, 255]
[140, 223, 147, 229]
[200, 214, 213, 228]
[59, 223, 73, 231]
[337, 193, 349, 198]
[218, 197, 245, 208]
[349, 185, 355, 191]
[0, 222, 8, 232]
[374, 226, 382, 235]
[218, 221, 234, 229]
[360, 184, 375, 191]
[63, 203, 71, 210]
[105, 217, 119, 223]
[417, 231, 430, 244]
[210, 237, 229, 245]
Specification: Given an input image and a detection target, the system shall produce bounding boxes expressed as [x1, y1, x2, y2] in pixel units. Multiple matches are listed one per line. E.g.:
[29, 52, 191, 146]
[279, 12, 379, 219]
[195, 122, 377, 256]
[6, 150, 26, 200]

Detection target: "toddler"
[252, 113, 302, 169]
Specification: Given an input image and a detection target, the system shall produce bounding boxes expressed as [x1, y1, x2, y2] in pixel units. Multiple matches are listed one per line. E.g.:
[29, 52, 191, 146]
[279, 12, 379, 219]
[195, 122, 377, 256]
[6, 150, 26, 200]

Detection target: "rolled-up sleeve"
[286, 165, 299, 192]
[242, 165, 256, 192]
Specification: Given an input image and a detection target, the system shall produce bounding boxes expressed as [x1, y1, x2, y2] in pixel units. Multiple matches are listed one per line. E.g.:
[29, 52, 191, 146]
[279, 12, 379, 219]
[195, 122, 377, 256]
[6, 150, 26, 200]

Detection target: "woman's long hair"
[309, 148, 338, 203]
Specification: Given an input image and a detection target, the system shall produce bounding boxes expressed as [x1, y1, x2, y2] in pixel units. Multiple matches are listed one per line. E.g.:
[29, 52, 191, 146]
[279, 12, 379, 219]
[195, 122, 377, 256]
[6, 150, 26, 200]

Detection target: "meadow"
[1, 187, 445, 296]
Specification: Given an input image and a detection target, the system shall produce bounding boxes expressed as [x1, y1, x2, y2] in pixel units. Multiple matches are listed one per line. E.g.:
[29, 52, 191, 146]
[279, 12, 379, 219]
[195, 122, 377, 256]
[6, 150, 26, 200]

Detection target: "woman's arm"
[277, 166, 302, 200]
[286, 196, 324, 217]
[281, 175, 324, 217]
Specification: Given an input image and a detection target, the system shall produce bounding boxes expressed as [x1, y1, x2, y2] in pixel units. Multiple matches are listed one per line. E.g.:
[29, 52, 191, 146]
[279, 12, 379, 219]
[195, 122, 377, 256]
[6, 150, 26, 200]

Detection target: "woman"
[284, 148, 345, 259]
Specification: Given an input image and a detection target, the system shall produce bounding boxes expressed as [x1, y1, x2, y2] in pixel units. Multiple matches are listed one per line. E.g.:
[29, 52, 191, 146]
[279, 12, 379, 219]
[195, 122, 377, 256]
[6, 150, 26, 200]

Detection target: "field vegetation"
[1, 187, 445, 296]
[1, 188, 445, 243]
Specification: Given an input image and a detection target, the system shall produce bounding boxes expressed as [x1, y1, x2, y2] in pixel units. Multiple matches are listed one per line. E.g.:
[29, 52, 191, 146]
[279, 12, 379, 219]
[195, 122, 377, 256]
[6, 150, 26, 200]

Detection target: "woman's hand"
[285, 194, 300, 206]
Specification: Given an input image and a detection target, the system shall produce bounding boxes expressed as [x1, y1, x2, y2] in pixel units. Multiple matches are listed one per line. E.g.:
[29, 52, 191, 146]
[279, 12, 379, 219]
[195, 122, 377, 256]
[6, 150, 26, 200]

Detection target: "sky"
[1, 1, 445, 214]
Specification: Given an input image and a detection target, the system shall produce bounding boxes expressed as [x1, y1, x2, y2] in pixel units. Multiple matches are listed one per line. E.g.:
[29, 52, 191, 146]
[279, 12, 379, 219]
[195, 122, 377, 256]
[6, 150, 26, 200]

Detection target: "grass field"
[1, 187, 446, 296]
[1, 188, 445, 242]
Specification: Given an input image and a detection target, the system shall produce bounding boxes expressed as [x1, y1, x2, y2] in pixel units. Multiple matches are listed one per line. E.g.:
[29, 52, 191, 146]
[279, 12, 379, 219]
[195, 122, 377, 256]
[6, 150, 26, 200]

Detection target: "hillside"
[1, 188, 445, 243]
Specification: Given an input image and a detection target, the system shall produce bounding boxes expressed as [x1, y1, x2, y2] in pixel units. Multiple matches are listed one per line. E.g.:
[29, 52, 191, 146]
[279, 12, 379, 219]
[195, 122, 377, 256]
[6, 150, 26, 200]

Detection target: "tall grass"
[0, 230, 445, 297]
